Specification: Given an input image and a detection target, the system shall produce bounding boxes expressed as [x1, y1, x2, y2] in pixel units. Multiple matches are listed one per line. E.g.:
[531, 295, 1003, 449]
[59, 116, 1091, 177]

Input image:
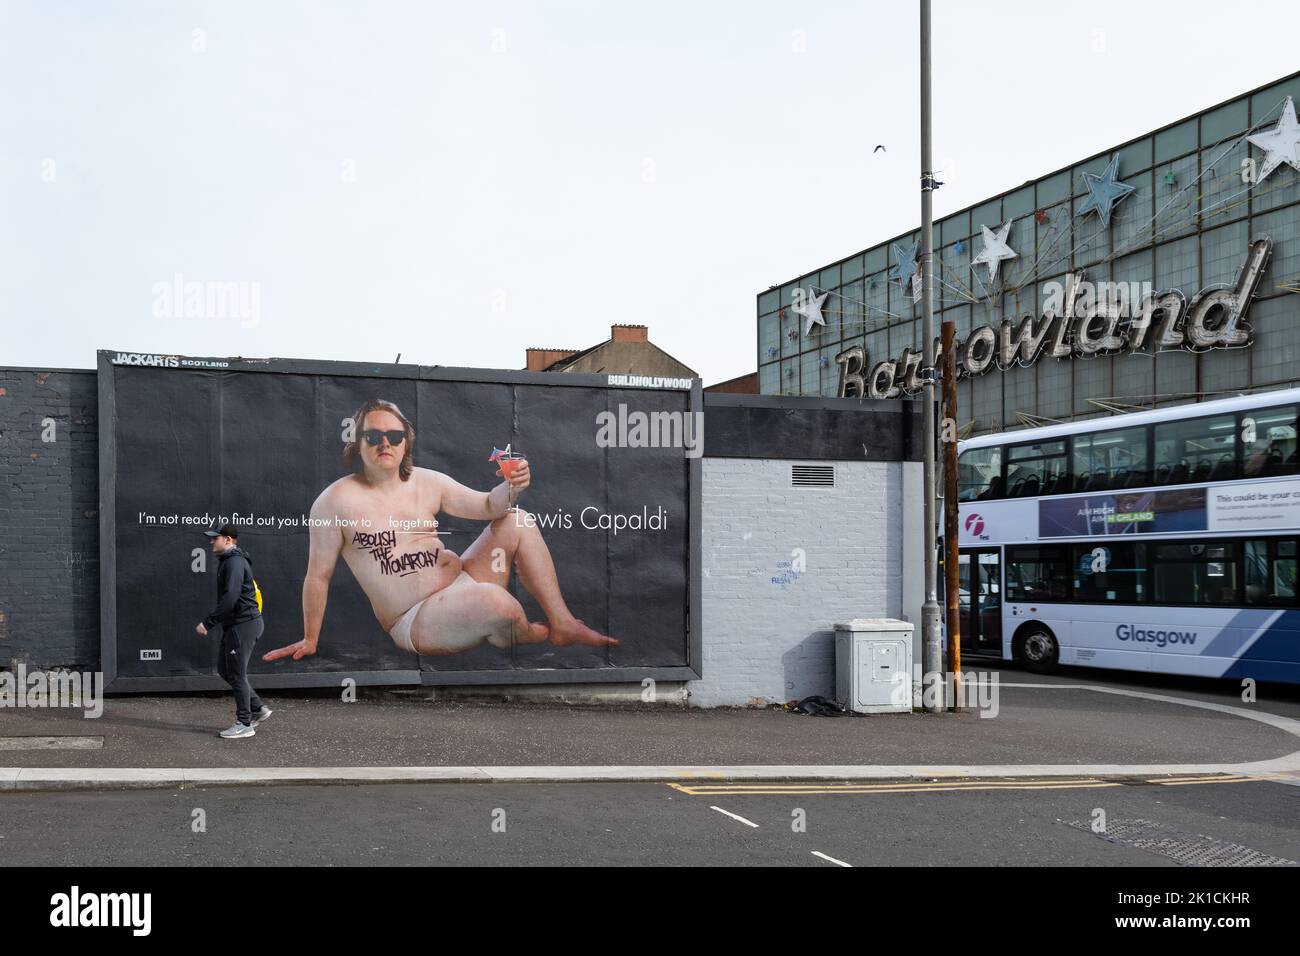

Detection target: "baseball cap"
[204, 523, 241, 539]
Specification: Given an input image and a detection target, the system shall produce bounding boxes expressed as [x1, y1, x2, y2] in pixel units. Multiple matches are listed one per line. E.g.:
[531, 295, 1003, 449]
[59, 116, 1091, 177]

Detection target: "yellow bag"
[253, 578, 264, 613]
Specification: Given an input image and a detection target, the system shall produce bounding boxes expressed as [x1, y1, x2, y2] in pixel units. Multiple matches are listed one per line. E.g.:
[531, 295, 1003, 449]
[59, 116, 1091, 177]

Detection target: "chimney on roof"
[611, 324, 648, 343]
[525, 348, 579, 371]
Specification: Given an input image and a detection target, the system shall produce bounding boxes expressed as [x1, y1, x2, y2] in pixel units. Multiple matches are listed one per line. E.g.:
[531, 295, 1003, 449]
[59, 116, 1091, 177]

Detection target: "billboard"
[1038, 488, 1208, 538]
[1208, 477, 1300, 532]
[98, 352, 701, 691]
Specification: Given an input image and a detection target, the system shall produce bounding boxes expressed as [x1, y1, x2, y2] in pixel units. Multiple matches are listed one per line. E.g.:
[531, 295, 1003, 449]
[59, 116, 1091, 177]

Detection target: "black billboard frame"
[97, 351, 703, 693]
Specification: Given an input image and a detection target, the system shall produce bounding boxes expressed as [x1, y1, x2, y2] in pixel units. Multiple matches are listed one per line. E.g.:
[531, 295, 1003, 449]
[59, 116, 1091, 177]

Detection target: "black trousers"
[218, 617, 265, 726]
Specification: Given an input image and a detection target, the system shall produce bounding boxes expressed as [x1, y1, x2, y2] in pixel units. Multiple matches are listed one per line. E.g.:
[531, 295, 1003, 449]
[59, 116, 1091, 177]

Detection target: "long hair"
[342, 398, 415, 482]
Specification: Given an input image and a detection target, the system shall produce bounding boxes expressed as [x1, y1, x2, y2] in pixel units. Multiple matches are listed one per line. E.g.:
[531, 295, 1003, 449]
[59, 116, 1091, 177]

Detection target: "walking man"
[196, 523, 272, 739]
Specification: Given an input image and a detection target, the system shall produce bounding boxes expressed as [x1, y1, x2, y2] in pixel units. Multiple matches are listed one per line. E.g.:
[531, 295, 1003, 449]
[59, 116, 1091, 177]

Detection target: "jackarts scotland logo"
[110, 352, 179, 367]
[110, 352, 232, 369]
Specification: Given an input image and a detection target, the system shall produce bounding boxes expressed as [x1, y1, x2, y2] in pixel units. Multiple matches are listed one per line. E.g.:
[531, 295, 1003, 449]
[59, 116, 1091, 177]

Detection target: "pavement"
[4, 663, 1300, 791]
[5, 662, 1300, 868]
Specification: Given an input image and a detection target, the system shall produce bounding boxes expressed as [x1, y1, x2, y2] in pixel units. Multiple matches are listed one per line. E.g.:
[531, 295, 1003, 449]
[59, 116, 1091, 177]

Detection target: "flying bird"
[873, 144, 886, 153]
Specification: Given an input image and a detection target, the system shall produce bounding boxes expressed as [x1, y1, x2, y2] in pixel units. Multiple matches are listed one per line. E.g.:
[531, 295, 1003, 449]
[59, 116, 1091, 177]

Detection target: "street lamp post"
[919, 0, 944, 712]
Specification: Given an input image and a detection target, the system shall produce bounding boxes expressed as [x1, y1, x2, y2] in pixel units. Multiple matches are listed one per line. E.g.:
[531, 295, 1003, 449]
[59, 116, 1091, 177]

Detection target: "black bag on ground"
[789, 695, 849, 717]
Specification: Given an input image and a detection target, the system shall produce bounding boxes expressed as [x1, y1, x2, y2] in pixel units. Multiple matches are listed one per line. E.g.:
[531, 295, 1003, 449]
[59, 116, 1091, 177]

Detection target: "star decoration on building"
[1078, 156, 1136, 227]
[793, 287, 829, 335]
[971, 220, 1018, 283]
[1246, 96, 1300, 184]
[889, 240, 919, 287]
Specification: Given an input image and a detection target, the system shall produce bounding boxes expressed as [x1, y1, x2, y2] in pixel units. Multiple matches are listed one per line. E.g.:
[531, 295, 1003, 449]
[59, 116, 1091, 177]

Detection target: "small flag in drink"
[490, 444, 526, 479]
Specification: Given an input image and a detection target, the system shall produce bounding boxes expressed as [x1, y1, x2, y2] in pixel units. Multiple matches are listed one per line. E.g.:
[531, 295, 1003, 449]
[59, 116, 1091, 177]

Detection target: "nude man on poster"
[262, 398, 616, 662]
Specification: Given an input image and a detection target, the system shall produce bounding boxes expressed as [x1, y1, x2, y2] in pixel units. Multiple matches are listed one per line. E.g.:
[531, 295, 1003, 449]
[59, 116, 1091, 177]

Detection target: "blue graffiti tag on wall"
[771, 559, 803, 588]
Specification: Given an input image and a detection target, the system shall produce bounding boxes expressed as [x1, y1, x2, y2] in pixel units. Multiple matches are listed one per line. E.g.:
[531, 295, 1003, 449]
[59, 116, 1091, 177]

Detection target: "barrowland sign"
[835, 238, 1273, 399]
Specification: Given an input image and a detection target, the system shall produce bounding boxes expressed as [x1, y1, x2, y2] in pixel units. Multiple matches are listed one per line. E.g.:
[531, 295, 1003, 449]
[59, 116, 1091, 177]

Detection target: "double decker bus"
[955, 387, 1300, 684]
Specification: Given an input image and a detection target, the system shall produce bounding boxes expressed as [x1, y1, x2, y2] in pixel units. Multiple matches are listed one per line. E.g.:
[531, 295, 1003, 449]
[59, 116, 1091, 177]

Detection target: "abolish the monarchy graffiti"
[835, 239, 1272, 399]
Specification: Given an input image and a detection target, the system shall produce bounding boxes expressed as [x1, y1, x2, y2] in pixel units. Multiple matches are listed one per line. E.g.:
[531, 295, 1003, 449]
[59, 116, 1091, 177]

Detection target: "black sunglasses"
[363, 429, 406, 447]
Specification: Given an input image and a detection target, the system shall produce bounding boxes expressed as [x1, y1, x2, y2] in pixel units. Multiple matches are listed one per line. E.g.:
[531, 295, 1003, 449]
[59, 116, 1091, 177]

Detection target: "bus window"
[1073, 426, 1149, 491]
[1240, 406, 1298, 479]
[1005, 440, 1069, 498]
[1072, 542, 1146, 602]
[1154, 414, 1236, 485]
[1244, 538, 1298, 605]
[1007, 545, 1070, 601]
[958, 446, 1002, 501]
[1152, 542, 1240, 605]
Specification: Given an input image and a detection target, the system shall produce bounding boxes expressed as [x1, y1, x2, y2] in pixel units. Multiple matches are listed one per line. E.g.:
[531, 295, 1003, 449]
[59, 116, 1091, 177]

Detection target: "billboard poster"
[1207, 477, 1300, 532]
[1038, 488, 1207, 538]
[98, 353, 700, 691]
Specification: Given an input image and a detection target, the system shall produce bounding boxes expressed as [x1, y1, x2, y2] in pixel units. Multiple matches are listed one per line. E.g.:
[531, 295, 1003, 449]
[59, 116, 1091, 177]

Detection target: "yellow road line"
[1150, 774, 1278, 786]
[671, 777, 1109, 791]
[669, 779, 1122, 796]
[670, 772, 1282, 797]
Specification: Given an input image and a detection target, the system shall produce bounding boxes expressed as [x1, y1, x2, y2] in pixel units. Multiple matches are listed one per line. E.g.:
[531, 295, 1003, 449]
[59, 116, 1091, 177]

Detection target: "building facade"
[526, 323, 697, 380]
[757, 71, 1300, 436]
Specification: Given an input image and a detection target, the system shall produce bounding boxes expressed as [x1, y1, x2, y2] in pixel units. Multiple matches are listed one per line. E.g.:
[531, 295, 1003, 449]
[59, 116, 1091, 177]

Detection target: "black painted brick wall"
[0, 367, 920, 672]
[0, 368, 99, 668]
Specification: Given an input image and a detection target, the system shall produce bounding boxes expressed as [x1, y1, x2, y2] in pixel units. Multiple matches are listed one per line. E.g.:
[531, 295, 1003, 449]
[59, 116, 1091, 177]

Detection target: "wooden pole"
[942, 320, 961, 710]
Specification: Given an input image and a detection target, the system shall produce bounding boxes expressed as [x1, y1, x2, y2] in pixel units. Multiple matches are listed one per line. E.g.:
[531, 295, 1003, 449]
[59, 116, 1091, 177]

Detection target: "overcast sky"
[2, 1, 1298, 382]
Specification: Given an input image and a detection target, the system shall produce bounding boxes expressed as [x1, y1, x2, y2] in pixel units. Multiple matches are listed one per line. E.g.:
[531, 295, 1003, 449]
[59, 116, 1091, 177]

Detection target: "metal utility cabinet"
[834, 618, 914, 714]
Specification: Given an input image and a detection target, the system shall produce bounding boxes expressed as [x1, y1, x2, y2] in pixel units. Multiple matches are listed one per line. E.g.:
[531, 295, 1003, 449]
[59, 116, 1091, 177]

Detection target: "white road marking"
[710, 805, 759, 828]
[812, 850, 851, 867]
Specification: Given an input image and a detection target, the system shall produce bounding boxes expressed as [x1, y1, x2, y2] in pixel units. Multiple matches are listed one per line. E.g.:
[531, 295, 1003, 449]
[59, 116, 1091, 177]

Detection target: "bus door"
[958, 548, 1003, 655]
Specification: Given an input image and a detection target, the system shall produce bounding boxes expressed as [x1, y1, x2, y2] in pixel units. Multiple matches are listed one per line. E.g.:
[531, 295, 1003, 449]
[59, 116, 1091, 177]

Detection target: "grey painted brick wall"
[691, 458, 911, 708]
[0, 368, 99, 668]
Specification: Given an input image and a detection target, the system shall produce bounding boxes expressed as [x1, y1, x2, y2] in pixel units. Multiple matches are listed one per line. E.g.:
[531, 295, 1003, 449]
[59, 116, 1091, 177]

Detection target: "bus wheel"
[1016, 625, 1059, 674]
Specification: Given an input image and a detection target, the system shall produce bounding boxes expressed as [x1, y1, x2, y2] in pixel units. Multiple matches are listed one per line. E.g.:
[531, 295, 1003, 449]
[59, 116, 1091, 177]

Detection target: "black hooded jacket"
[203, 546, 261, 629]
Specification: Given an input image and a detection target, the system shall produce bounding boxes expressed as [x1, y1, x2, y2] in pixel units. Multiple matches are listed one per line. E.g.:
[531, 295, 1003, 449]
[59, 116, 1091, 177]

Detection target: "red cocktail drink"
[497, 452, 526, 479]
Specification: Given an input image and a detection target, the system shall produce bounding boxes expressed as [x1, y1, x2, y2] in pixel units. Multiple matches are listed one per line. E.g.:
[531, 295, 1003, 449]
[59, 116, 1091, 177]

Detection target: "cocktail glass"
[496, 451, 526, 480]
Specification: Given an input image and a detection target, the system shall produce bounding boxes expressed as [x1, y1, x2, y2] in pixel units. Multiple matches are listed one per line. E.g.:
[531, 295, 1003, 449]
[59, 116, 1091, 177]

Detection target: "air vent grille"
[791, 464, 835, 487]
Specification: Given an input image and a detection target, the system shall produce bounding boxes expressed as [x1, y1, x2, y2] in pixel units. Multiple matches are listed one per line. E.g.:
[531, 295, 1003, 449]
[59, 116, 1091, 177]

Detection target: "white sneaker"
[219, 722, 256, 739]
[253, 706, 273, 725]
